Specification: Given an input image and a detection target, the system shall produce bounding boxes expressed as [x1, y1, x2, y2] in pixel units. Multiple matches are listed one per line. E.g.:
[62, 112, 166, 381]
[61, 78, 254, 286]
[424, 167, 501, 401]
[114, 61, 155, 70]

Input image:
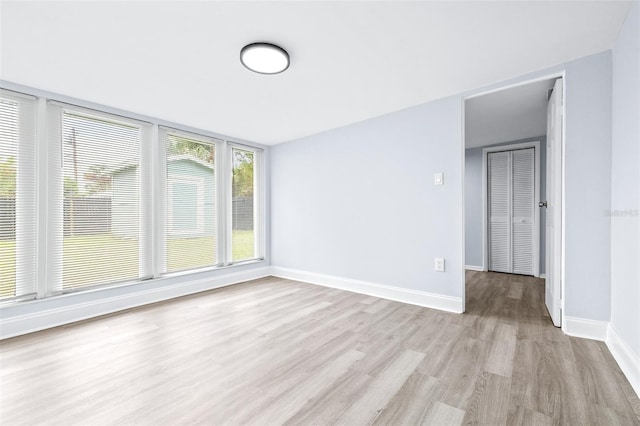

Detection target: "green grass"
[0, 229, 255, 297]
[0, 240, 17, 298]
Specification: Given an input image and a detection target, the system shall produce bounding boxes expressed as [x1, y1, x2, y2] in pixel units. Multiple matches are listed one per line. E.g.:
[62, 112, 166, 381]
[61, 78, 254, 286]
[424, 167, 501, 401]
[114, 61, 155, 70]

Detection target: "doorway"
[462, 75, 564, 328]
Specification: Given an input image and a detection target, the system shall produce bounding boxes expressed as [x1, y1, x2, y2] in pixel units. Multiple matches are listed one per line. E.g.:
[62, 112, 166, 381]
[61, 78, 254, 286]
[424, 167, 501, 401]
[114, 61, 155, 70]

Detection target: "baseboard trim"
[270, 266, 463, 313]
[539, 273, 546, 279]
[607, 324, 640, 398]
[562, 317, 639, 398]
[563, 316, 609, 341]
[465, 265, 484, 272]
[0, 267, 271, 340]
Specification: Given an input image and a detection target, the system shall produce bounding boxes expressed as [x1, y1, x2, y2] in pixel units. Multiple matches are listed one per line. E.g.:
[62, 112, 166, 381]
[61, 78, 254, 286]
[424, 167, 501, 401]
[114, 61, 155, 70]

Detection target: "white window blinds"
[55, 109, 144, 291]
[1, 88, 266, 302]
[0, 91, 37, 299]
[231, 146, 258, 262]
[162, 130, 218, 273]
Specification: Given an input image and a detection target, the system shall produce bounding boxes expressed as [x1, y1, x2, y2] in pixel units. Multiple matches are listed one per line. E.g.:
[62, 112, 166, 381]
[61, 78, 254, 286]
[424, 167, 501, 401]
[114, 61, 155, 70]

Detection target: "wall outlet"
[434, 257, 445, 272]
[434, 172, 444, 185]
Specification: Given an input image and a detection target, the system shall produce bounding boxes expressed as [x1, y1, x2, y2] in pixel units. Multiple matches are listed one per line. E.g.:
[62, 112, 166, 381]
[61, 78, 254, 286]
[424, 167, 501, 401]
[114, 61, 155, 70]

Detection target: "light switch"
[434, 173, 444, 185]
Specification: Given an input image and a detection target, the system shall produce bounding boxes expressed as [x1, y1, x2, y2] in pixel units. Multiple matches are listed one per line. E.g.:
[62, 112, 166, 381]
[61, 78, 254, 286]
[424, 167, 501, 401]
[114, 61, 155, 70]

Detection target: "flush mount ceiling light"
[240, 42, 290, 75]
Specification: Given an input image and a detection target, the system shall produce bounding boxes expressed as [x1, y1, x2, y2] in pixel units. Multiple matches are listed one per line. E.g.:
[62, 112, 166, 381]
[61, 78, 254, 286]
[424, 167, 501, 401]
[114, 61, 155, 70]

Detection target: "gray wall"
[465, 137, 546, 274]
[465, 147, 483, 268]
[563, 52, 612, 322]
[272, 95, 464, 298]
[272, 50, 613, 321]
[611, 0, 640, 361]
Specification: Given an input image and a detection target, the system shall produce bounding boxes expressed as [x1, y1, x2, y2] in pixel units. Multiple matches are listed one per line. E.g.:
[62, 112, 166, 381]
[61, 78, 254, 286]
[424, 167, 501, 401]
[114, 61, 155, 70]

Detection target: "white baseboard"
[606, 324, 640, 398]
[563, 316, 609, 341]
[465, 265, 484, 272]
[539, 273, 546, 279]
[0, 267, 271, 340]
[562, 317, 639, 398]
[270, 266, 463, 313]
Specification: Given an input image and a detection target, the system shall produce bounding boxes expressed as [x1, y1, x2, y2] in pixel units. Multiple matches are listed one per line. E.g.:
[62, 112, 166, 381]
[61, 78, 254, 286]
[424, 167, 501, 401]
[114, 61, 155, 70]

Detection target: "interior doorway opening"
[462, 75, 564, 327]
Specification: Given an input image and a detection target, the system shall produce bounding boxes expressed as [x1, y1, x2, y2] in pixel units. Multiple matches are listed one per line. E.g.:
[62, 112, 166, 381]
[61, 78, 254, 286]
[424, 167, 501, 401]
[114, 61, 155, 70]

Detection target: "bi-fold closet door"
[488, 148, 535, 275]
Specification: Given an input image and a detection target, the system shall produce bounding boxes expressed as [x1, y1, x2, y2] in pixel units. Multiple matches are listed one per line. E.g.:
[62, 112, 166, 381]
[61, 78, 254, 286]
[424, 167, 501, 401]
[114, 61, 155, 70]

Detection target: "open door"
[544, 78, 563, 327]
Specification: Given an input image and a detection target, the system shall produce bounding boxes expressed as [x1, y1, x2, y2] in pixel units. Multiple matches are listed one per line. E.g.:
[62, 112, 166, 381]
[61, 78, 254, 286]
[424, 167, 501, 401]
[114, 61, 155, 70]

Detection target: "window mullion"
[226, 143, 235, 265]
[139, 124, 154, 279]
[156, 126, 168, 275]
[255, 149, 265, 260]
[215, 142, 228, 265]
[35, 98, 48, 299]
[45, 102, 63, 296]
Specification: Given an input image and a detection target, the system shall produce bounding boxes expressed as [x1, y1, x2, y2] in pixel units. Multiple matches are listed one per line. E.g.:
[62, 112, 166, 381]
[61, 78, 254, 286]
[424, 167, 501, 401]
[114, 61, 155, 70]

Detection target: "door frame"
[461, 71, 566, 330]
[482, 142, 541, 277]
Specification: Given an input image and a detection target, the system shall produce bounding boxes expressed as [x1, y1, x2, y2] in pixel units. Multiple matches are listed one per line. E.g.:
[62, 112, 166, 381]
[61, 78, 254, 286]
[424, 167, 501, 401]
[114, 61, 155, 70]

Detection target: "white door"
[512, 148, 535, 275]
[488, 148, 535, 275]
[488, 151, 511, 273]
[545, 78, 563, 327]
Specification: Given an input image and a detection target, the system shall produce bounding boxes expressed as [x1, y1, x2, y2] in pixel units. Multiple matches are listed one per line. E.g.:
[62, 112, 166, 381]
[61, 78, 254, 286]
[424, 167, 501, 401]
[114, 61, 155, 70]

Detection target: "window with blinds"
[58, 109, 142, 290]
[163, 131, 218, 273]
[0, 91, 37, 299]
[0, 88, 266, 303]
[231, 146, 257, 262]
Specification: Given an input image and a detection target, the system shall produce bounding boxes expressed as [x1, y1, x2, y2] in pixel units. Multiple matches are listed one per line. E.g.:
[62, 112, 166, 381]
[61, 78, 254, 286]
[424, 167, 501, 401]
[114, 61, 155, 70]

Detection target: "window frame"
[46, 102, 153, 295]
[227, 143, 265, 265]
[158, 127, 224, 275]
[0, 84, 267, 305]
[0, 89, 38, 302]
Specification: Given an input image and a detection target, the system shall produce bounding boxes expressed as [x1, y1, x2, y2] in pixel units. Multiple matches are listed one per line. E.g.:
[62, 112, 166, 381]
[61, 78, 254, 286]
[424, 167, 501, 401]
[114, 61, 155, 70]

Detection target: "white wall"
[611, 0, 640, 370]
[272, 96, 464, 300]
[271, 50, 613, 321]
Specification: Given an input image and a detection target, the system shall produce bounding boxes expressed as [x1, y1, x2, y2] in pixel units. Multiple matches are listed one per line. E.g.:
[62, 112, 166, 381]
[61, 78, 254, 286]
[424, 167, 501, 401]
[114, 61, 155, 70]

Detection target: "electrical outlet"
[434, 257, 445, 272]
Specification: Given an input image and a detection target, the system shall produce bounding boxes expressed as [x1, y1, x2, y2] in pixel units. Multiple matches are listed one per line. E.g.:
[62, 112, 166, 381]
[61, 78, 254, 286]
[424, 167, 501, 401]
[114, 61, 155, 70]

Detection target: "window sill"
[0, 260, 271, 339]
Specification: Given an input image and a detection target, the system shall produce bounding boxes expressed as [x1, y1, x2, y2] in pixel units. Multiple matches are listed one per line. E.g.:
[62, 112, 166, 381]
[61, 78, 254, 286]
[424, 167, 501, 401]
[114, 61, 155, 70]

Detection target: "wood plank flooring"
[1, 272, 639, 425]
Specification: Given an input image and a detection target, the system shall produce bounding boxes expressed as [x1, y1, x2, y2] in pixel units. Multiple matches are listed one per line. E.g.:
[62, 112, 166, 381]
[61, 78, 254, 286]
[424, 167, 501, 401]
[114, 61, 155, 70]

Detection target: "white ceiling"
[465, 78, 557, 149]
[0, 1, 632, 145]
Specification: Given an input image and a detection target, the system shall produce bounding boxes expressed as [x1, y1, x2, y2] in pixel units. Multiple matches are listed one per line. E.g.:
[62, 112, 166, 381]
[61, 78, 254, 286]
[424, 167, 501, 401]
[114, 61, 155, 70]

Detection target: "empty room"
[0, 1, 639, 425]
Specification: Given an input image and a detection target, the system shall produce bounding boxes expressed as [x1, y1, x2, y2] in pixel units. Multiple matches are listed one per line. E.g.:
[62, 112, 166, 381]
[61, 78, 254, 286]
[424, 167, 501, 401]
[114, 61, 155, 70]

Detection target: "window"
[162, 130, 219, 273]
[230, 145, 261, 262]
[0, 90, 37, 300]
[0, 87, 265, 303]
[50, 107, 147, 291]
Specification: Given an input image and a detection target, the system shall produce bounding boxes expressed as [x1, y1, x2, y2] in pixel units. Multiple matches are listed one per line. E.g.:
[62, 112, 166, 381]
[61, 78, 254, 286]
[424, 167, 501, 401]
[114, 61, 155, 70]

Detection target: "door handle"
[539, 201, 548, 208]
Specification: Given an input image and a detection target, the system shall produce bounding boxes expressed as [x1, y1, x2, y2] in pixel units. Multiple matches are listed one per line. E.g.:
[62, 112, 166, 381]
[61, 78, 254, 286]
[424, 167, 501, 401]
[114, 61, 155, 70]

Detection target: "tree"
[232, 150, 254, 197]
[0, 157, 16, 197]
[168, 136, 254, 197]
[84, 165, 111, 194]
[168, 136, 214, 164]
[64, 177, 79, 196]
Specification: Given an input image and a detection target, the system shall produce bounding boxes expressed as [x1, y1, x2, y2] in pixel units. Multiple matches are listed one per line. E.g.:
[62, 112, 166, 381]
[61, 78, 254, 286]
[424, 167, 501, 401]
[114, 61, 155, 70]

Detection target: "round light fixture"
[240, 42, 290, 75]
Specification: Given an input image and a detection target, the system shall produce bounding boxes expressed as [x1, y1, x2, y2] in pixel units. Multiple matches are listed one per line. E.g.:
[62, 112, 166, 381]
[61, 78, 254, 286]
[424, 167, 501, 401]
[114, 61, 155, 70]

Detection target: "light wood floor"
[1, 272, 639, 425]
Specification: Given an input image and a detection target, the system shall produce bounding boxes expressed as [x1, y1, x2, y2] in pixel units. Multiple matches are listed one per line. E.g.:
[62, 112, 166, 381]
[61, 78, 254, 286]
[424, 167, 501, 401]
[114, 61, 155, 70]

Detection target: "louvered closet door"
[511, 148, 535, 275]
[488, 148, 535, 275]
[488, 151, 511, 273]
